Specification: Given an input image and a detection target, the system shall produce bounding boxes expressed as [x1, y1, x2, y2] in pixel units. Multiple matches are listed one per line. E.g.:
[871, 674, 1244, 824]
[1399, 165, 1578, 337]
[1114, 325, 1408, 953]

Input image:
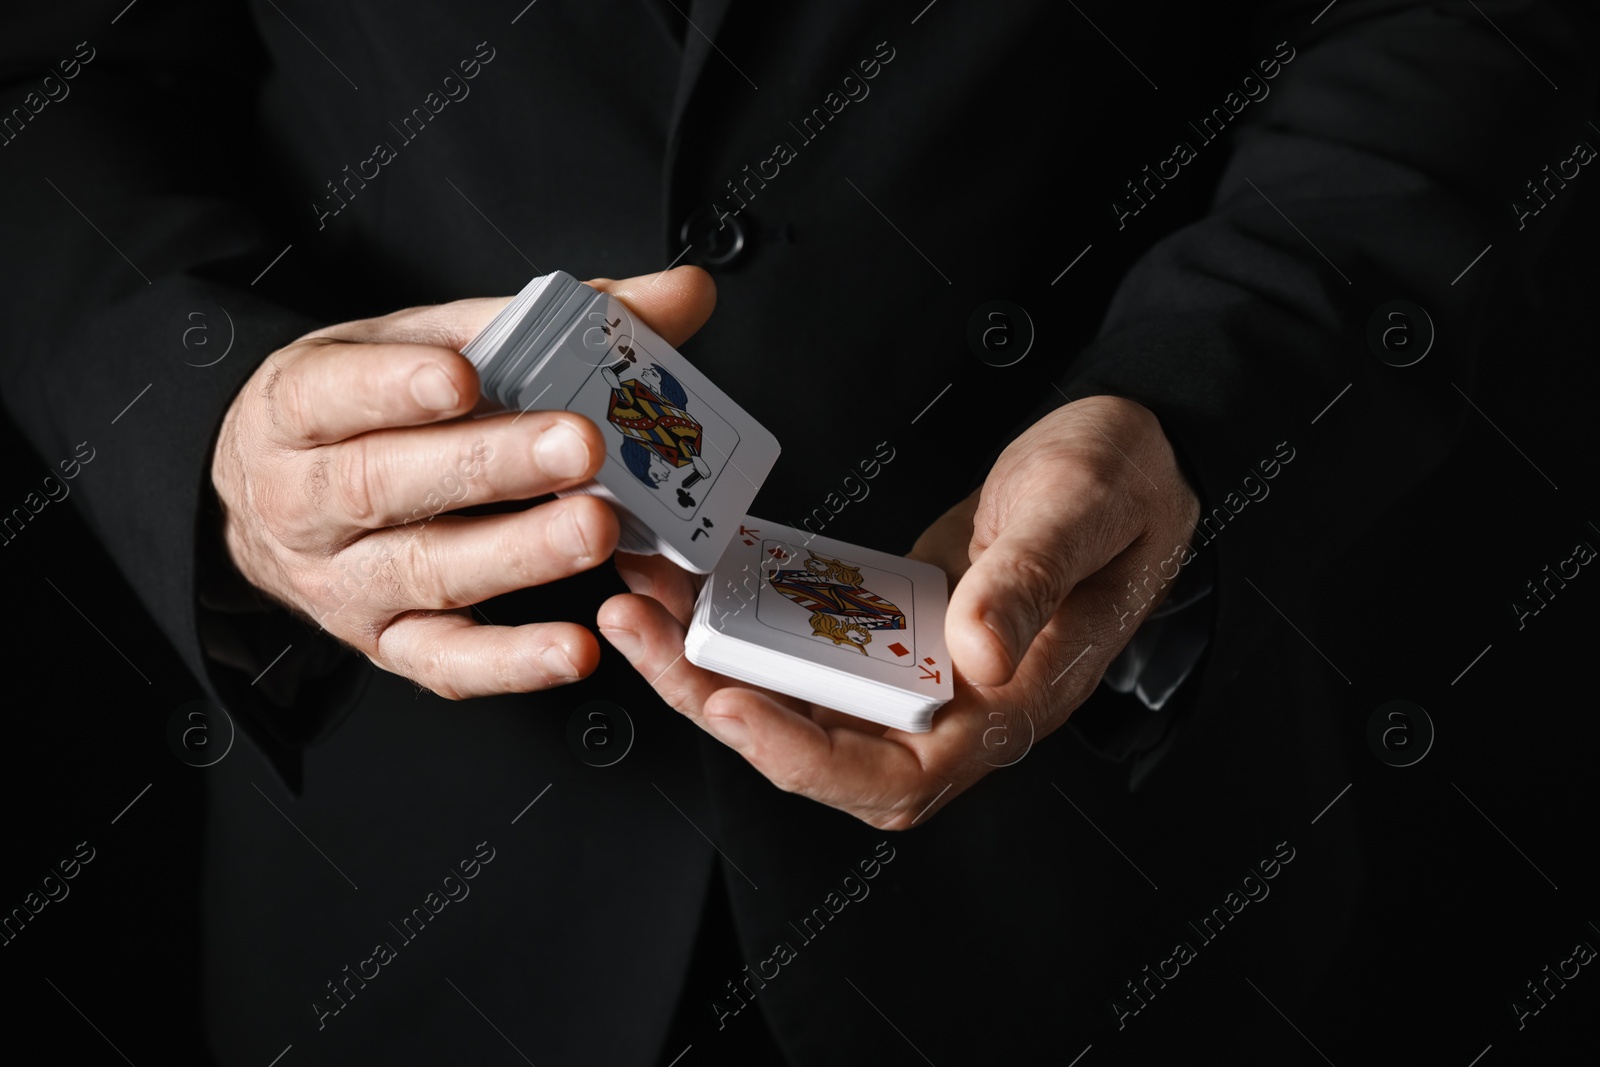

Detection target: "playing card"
[463, 272, 780, 573]
[755, 542, 918, 667]
[462, 272, 576, 395]
[686, 518, 954, 730]
[496, 281, 596, 413]
[536, 284, 778, 572]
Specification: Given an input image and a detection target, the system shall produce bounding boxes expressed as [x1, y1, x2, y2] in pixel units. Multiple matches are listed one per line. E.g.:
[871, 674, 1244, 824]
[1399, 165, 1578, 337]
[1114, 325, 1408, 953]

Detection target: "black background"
[4, 2, 1600, 1063]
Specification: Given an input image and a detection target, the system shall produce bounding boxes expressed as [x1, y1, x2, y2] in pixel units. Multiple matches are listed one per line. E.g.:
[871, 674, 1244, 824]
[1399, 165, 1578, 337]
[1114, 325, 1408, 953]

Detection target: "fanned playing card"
[462, 272, 779, 572]
[685, 518, 954, 731]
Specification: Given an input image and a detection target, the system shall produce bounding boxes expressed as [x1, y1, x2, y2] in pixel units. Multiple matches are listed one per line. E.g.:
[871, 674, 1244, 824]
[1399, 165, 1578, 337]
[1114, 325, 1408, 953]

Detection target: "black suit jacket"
[2, 1, 1594, 1063]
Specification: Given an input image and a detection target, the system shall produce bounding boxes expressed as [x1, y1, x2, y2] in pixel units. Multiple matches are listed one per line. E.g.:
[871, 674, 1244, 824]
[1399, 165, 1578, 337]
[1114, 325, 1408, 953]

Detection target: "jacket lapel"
[666, 0, 736, 153]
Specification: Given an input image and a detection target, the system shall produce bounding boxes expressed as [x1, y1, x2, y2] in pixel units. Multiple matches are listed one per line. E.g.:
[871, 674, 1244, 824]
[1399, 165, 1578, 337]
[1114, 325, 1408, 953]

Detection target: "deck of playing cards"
[463, 271, 780, 573]
[684, 519, 955, 731]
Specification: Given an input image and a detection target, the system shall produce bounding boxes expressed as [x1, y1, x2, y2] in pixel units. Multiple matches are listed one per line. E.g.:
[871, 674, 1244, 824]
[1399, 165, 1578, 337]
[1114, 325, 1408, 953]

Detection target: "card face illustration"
[755, 542, 916, 668]
[697, 519, 955, 702]
[555, 334, 741, 525]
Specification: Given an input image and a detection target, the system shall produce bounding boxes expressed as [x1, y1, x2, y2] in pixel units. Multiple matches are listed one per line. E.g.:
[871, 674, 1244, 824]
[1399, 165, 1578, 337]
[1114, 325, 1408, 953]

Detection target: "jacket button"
[679, 205, 750, 268]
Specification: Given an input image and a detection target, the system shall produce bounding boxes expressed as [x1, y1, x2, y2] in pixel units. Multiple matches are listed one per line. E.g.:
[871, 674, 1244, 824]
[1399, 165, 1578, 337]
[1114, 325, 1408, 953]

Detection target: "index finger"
[701, 687, 942, 830]
[259, 339, 481, 447]
[599, 589, 959, 829]
[257, 295, 517, 446]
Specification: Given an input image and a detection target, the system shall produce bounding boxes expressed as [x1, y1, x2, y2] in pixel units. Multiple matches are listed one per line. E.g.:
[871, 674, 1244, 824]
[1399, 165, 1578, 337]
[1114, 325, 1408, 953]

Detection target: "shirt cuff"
[1099, 544, 1214, 711]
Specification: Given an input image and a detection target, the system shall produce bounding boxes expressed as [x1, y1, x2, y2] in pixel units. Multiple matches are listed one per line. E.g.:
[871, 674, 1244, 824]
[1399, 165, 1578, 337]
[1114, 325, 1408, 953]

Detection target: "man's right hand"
[211, 267, 716, 699]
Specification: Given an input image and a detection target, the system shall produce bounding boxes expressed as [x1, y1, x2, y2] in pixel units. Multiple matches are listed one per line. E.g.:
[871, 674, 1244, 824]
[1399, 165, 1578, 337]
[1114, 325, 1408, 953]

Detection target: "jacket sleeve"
[0, 4, 366, 790]
[1051, 0, 1598, 779]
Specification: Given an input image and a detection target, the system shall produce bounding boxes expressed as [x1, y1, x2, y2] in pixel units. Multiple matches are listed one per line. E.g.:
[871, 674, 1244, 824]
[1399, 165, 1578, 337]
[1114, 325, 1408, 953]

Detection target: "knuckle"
[331, 541, 403, 621]
[325, 552, 380, 618]
[301, 560, 373, 626]
[303, 455, 332, 512]
[1009, 550, 1066, 596]
[330, 438, 378, 524]
[398, 528, 458, 610]
[418, 664, 466, 701]
[1009, 551, 1071, 623]
[285, 561, 329, 608]
[772, 762, 817, 797]
[1108, 395, 1160, 438]
[391, 302, 449, 342]
[1073, 458, 1124, 508]
[256, 360, 285, 428]
[497, 536, 541, 586]
[218, 408, 319, 549]
[383, 302, 482, 355]
[368, 546, 411, 608]
[256, 486, 316, 550]
[279, 362, 323, 442]
[379, 617, 466, 700]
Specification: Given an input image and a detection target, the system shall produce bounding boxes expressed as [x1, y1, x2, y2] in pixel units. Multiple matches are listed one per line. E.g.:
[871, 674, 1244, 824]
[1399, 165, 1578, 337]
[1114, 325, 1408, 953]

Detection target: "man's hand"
[597, 395, 1201, 827]
[212, 267, 716, 699]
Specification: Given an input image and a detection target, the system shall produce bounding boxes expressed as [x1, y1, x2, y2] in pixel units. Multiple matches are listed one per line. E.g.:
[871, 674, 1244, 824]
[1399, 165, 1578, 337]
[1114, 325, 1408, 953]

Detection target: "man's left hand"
[597, 395, 1201, 829]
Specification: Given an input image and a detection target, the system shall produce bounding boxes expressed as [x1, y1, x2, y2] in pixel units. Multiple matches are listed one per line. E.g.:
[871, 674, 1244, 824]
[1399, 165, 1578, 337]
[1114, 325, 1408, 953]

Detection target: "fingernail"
[981, 609, 1019, 665]
[409, 365, 460, 411]
[539, 644, 579, 683]
[536, 423, 590, 479]
[599, 626, 641, 660]
[706, 713, 750, 751]
[614, 559, 651, 596]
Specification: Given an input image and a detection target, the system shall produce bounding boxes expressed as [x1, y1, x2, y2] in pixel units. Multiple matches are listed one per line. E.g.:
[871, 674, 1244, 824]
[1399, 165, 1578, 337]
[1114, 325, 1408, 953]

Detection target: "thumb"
[946, 488, 1129, 686]
[313, 267, 718, 354]
[588, 266, 718, 349]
